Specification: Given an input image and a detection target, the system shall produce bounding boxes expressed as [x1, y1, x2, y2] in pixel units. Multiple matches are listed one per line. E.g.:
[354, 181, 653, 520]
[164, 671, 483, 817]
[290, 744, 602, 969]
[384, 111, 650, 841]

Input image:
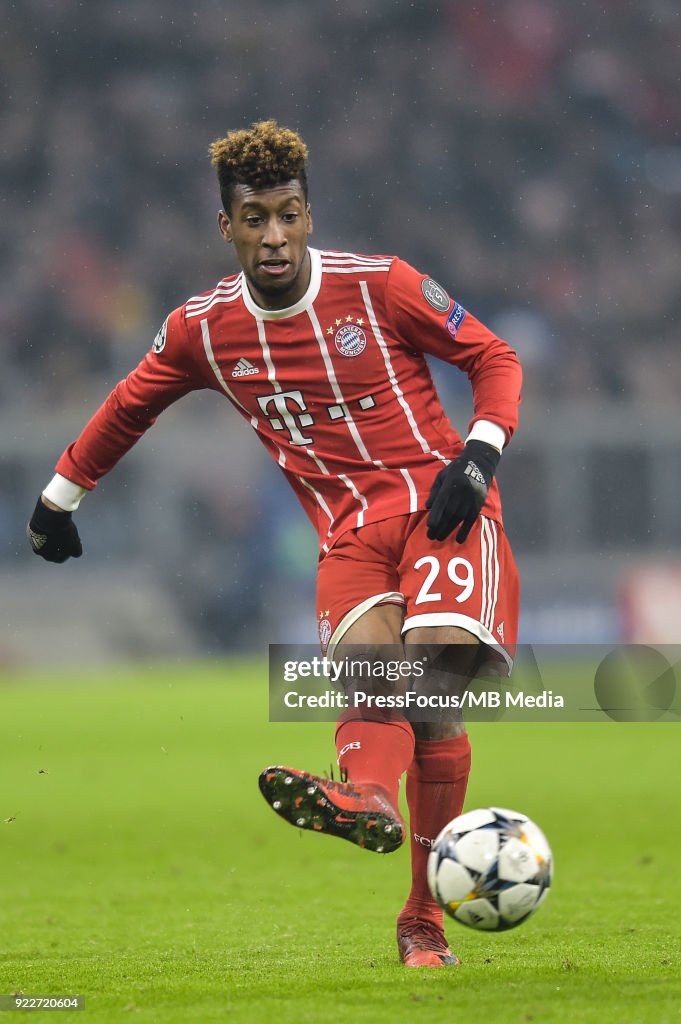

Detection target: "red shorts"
[316, 512, 519, 672]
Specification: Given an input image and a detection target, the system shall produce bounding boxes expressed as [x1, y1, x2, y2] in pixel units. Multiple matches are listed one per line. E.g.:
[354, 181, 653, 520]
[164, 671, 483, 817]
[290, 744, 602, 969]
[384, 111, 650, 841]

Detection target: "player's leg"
[259, 522, 412, 852]
[395, 512, 519, 967]
[333, 602, 414, 819]
[396, 626, 477, 967]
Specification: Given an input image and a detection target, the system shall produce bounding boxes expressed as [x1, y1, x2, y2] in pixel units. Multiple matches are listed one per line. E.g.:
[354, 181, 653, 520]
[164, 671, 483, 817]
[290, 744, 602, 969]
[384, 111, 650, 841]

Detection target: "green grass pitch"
[1, 660, 680, 1023]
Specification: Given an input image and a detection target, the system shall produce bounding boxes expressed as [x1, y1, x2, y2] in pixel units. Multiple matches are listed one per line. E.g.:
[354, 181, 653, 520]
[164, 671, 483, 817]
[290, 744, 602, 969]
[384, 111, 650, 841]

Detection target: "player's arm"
[386, 259, 523, 541]
[27, 308, 206, 562]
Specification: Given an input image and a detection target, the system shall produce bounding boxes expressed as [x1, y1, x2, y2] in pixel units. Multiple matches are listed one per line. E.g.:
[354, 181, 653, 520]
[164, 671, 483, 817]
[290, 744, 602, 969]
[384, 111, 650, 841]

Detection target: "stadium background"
[3, 0, 681, 663]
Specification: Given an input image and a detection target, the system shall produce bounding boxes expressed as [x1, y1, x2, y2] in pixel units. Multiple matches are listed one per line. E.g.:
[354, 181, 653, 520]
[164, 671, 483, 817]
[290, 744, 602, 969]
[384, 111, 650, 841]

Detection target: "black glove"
[26, 498, 83, 563]
[426, 440, 501, 542]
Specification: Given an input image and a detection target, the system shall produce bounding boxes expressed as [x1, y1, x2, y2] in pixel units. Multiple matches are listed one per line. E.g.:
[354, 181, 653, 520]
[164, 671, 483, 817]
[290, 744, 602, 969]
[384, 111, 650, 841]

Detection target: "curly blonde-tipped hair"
[209, 119, 309, 212]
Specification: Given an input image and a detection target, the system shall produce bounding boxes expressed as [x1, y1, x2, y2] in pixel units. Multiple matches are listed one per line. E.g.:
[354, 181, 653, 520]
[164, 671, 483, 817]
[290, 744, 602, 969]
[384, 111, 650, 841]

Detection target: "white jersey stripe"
[297, 472, 334, 534]
[186, 292, 242, 318]
[255, 318, 282, 393]
[486, 519, 495, 629]
[307, 306, 378, 466]
[321, 262, 393, 271]
[400, 468, 418, 513]
[480, 518, 497, 630]
[305, 448, 330, 476]
[339, 473, 369, 528]
[320, 250, 394, 263]
[487, 519, 500, 630]
[360, 280, 448, 466]
[189, 274, 241, 294]
[303, 450, 336, 535]
[321, 256, 393, 267]
[187, 280, 241, 307]
[187, 281, 241, 308]
[258, 315, 366, 530]
[200, 319, 258, 428]
[186, 278, 242, 312]
[322, 266, 392, 275]
[480, 518, 490, 628]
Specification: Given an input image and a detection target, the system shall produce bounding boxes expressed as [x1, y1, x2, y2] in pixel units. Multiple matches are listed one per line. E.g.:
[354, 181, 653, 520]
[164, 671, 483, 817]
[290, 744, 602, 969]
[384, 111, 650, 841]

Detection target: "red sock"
[399, 734, 471, 923]
[335, 711, 415, 809]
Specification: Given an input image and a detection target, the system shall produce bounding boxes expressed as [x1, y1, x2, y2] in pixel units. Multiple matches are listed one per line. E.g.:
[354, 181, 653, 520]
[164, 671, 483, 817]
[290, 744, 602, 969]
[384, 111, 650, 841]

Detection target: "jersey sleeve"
[55, 306, 207, 489]
[385, 258, 522, 443]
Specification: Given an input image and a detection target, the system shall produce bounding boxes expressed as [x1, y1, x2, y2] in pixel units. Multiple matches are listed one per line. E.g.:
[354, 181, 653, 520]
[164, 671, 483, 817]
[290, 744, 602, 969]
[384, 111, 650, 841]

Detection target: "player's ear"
[218, 209, 233, 244]
[306, 203, 313, 236]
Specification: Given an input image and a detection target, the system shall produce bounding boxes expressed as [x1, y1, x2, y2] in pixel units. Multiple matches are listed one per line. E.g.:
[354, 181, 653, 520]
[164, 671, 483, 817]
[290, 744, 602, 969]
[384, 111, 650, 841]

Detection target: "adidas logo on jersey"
[496, 621, 505, 643]
[232, 358, 259, 377]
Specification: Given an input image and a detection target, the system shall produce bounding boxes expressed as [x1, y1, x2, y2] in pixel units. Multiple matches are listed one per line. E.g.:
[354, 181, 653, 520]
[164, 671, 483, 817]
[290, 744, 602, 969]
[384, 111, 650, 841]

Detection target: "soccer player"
[27, 120, 522, 968]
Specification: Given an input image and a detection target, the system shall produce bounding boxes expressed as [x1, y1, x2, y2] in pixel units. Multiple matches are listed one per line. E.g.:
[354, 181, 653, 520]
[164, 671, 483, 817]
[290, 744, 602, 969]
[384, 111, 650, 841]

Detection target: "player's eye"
[282, 213, 299, 223]
[245, 216, 262, 226]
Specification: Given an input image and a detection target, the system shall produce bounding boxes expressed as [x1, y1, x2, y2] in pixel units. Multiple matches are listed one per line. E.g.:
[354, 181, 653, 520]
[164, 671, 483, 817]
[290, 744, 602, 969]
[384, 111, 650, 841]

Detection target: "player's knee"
[334, 640, 409, 702]
[406, 625, 480, 680]
[338, 602, 404, 647]
[413, 719, 467, 741]
[406, 624, 479, 647]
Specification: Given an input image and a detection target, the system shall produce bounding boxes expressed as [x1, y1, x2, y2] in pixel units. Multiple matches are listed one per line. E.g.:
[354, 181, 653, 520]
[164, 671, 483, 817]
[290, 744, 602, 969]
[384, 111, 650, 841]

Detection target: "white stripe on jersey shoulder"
[321, 251, 394, 275]
[186, 278, 241, 313]
[185, 275, 243, 317]
[186, 275, 241, 307]
[320, 249, 395, 265]
[322, 265, 393, 274]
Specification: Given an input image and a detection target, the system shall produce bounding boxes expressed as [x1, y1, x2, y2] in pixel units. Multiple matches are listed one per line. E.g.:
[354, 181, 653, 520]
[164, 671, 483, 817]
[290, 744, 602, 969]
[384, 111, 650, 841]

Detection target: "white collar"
[241, 247, 322, 320]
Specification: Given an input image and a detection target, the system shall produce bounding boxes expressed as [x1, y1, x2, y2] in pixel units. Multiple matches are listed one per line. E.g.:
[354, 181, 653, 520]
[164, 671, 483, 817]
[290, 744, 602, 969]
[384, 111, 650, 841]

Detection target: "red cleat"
[258, 766, 405, 853]
[397, 916, 461, 968]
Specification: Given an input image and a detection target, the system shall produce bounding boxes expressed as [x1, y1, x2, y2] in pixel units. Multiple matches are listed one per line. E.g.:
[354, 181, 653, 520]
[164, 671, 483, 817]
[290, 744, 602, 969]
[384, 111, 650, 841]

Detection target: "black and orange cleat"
[397, 915, 461, 968]
[258, 766, 405, 853]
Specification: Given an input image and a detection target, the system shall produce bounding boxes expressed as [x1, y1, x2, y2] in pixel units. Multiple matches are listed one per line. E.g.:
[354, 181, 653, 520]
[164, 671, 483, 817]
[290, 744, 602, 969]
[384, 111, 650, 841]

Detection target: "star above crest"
[326, 315, 365, 335]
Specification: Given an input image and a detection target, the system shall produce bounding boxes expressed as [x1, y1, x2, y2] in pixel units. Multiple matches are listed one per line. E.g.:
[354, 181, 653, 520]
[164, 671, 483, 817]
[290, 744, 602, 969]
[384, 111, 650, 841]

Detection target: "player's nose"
[262, 217, 286, 249]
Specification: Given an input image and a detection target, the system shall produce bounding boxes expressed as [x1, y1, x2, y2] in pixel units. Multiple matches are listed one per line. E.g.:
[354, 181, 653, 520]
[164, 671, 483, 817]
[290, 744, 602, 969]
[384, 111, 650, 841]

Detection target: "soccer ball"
[427, 807, 552, 931]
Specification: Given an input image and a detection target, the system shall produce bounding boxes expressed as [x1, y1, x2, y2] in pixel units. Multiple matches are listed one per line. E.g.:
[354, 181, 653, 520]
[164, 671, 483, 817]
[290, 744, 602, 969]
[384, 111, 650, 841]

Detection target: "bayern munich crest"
[335, 323, 366, 357]
[318, 613, 332, 653]
[326, 315, 367, 358]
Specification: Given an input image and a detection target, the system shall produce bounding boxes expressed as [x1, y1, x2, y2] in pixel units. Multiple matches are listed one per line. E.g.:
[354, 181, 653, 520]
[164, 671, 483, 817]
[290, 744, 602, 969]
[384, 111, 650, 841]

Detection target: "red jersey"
[55, 249, 522, 552]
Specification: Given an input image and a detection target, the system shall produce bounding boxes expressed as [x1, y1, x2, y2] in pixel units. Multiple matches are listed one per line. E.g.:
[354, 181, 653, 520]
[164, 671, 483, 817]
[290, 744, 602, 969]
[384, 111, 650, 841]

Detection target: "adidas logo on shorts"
[232, 358, 259, 377]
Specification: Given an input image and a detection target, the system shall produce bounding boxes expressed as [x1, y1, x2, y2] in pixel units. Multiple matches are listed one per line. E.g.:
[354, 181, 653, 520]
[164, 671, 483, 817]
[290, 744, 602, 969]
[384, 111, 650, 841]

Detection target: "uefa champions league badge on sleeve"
[445, 302, 468, 338]
[421, 277, 451, 313]
[152, 316, 168, 354]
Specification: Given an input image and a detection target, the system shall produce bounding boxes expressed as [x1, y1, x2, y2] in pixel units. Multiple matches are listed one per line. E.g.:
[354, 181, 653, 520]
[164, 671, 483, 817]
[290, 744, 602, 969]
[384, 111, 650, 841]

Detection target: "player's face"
[218, 181, 313, 310]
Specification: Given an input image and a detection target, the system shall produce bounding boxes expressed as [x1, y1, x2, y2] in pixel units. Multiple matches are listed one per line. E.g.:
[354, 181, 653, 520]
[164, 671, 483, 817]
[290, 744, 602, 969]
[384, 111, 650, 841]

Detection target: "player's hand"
[425, 440, 501, 543]
[26, 497, 83, 563]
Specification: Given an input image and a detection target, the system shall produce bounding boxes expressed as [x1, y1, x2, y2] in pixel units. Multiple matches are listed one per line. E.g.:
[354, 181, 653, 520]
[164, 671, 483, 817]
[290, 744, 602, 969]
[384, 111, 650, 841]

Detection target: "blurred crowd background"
[2, 0, 681, 662]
